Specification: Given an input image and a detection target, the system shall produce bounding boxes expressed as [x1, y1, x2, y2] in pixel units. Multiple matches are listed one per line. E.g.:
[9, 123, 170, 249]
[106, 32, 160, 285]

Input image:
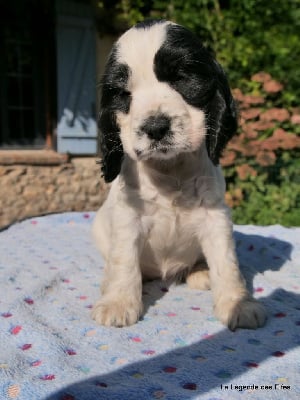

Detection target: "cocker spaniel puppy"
[92, 20, 266, 330]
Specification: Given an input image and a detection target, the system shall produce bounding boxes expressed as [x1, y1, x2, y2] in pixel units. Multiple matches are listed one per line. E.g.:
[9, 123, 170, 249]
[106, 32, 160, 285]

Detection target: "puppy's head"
[99, 20, 237, 182]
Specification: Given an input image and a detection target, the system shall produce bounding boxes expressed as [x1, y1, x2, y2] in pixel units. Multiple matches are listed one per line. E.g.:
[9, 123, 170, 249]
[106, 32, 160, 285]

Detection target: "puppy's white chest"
[141, 202, 200, 279]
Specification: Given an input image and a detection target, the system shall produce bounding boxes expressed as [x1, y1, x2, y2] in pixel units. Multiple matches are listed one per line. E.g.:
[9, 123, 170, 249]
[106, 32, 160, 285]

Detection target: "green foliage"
[225, 154, 300, 227]
[223, 77, 300, 227]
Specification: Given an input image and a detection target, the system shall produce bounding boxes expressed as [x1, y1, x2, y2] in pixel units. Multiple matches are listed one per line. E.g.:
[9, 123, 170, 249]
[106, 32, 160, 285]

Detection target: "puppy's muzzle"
[140, 113, 171, 141]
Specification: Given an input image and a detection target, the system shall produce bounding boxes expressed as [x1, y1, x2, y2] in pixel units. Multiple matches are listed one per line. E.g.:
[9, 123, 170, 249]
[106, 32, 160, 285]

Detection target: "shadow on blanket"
[234, 231, 293, 293]
[45, 289, 300, 400]
[141, 231, 293, 316]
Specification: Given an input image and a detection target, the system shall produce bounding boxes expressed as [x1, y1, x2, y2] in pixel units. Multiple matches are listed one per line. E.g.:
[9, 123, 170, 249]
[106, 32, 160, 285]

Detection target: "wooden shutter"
[56, 15, 97, 154]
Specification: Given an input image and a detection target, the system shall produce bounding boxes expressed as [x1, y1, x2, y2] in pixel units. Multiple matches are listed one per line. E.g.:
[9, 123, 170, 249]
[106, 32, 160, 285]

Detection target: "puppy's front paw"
[215, 296, 267, 331]
[91, 296, 143, 327]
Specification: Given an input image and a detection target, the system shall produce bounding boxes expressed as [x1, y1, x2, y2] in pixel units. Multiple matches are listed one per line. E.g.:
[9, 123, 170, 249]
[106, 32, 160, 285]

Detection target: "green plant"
[222, 74, 300, 226]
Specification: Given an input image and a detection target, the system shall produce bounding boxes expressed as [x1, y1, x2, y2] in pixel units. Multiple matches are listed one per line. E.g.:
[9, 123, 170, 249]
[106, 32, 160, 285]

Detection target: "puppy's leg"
[198, 207, 266, 330]
[92, 210, 143, 327]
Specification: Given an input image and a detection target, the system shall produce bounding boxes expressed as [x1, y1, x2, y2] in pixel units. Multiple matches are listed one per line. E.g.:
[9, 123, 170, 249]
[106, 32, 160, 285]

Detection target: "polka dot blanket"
[0, 212, 299, 400]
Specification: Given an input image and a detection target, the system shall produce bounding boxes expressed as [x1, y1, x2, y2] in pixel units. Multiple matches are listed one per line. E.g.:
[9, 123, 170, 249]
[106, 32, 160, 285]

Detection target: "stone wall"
[0, 157, 108, 229]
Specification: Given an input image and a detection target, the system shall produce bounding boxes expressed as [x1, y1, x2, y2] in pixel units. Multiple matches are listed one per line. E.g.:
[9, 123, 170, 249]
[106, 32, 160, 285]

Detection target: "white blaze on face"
[116, 22, 207, 161]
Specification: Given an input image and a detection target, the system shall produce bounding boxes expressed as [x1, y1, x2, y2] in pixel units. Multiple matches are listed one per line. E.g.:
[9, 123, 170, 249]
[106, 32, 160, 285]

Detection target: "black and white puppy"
[92, 20, 266, 330]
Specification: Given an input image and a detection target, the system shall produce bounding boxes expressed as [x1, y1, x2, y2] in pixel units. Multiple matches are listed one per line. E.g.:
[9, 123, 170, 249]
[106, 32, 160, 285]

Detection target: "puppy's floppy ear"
[98, 46, 130, 183]
[205, 65, 238, 165]
[98, 108, 123, 183]
[154, 23, 237, 164]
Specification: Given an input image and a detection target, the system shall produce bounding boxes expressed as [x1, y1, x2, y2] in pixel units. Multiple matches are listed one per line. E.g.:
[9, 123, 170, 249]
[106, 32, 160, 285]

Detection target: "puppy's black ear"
[205, 67, 238, 165]
[98, 108, 123, 183]
[98, 47, 130, 183]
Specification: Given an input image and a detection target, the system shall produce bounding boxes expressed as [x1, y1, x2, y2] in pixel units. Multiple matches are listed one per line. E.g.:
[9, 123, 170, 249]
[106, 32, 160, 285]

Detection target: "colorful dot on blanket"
[222, 346, 236, 352]
[61, 394, 76, 400]
[20, 344, 32, 351]
[254, 287, 264, 293]
[40, 374, 55, 381]
[274, 330, 285, 336]
[110, 356, 127, 365]
[182, 382, 197, 390]
[193, 355, 206, 362]
[206, 316, 217, 321]
[31, 360, 42, 367]
[215, 370, 232, 378]
[166, 312, 177, 317]
[131, 372, 144, 378]
[201, 333, 215, 340]
[65, 349, 77, 356]
[2, 312, 12, 318]
[173, 297, 183, 301]
[272, 351, 285, 357]
[116, 358, 127, 365]
[84, 329, 96, 337]
[77, 366, 90, 374]
[174, 338, 187, 346]
[153, 390, 166, 399]
[244, 361, 259, 368]
[157, 328, 168, 334]
[276, 377, 288, 384]
[95, 382, 108, 388]
[163, 366, 177, 373]
[10, 325, 22, 335]
[142, 349, 155, 355]
[130, 336, 142, 342]
[7, 384, 20, 398]
[24, 297, 34, 305]
[97, 344, 109, 350]
[248, 339, 261, 345]
[274, 312, 287, 318]
[160, 287, 169, 292]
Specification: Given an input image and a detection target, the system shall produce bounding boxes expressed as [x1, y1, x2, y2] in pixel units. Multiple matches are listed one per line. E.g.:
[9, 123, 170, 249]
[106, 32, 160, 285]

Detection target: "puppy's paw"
[91, 297, 143, 327]
[215, 296, 267, 331]
[186, 269, 211, 290]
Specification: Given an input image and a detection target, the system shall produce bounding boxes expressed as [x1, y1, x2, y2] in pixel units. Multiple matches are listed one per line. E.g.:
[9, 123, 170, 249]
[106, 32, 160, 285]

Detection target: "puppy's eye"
[118, 89, 131, 98]
[111, 88, 131, 113]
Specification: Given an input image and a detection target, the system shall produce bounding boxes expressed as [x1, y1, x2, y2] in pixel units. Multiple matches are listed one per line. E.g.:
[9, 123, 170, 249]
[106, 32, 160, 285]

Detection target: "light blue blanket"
[0, 212, 299, 399]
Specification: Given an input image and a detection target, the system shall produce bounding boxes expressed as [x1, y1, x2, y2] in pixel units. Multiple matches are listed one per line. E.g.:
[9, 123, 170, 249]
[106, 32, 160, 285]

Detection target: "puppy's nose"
[141, 114, 171, 141]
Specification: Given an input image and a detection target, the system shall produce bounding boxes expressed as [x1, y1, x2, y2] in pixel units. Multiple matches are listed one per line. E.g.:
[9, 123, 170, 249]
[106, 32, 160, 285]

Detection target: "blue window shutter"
[56, 15, 97, 154]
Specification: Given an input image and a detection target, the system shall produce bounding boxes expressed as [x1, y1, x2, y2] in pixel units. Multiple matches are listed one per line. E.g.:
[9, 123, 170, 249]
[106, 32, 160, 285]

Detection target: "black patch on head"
[134, 19, 166, 30]
[154, 24, 237, 164]
[98, 46, 131, 182]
